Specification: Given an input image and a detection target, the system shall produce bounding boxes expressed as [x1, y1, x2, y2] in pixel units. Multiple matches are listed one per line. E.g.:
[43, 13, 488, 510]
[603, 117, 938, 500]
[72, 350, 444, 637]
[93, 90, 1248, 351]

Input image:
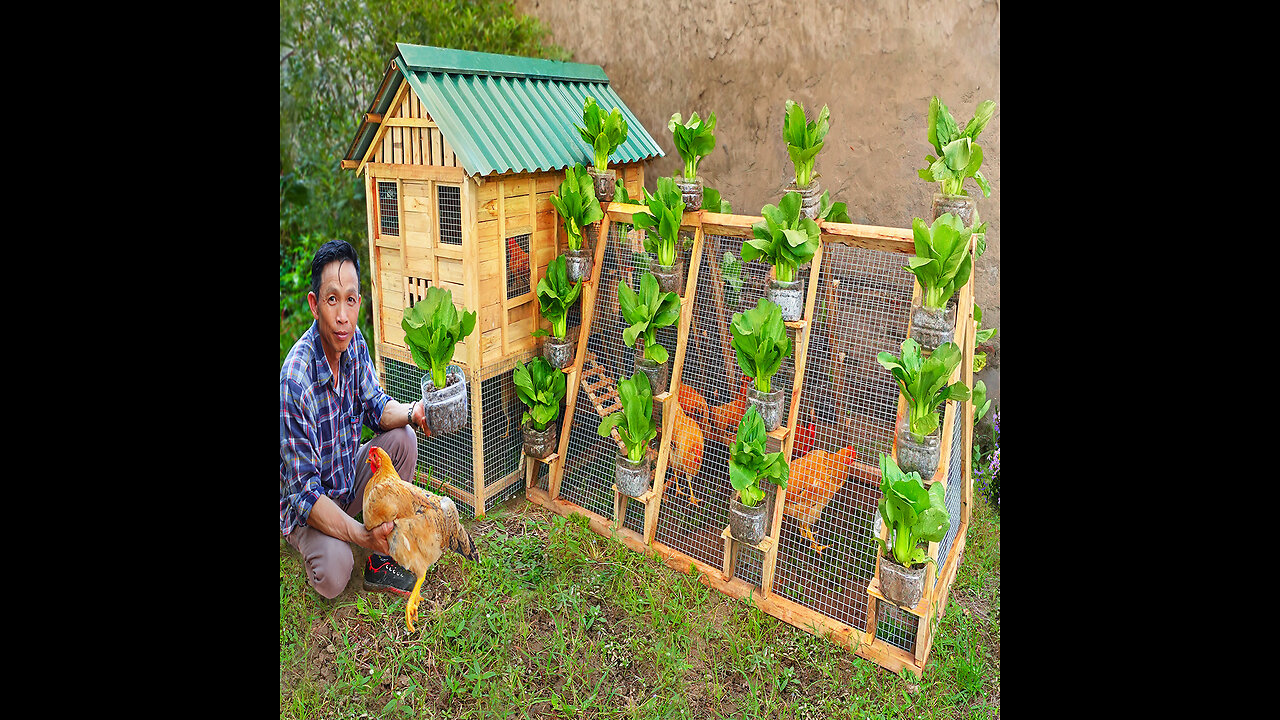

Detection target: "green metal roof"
[345, 43, 663, 178]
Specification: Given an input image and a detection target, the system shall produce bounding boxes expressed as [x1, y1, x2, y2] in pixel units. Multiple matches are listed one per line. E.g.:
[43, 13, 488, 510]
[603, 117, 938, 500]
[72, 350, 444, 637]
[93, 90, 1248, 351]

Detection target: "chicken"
[363, 446, 479, 632]
[677, 383, 711, 429]
[782, 446, 857, 554]
[793, 419, 817, 455]
[706, 376, 754, 446]
[664, 401, 705, 505]
[506, 236, 530, 285]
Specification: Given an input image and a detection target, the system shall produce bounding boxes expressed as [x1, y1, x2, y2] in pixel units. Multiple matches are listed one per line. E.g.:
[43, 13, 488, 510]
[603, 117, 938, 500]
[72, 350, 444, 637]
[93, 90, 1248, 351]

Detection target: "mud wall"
[518, 0, 1000, 405]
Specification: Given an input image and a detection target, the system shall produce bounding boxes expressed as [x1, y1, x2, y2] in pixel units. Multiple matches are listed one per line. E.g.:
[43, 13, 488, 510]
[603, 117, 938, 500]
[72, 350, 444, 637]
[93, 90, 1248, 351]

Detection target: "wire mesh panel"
[506, 233, 531, 299]
[479, 351, 539, 513]
[767, 242, 916, 630]
[933, 403, 965, 588]
[437, 185, 462, 245]
[875, 600, 918, 654]
[557, 220, 675, 525]
[378, 181, 399, 237]
[383, 356, 476, 516]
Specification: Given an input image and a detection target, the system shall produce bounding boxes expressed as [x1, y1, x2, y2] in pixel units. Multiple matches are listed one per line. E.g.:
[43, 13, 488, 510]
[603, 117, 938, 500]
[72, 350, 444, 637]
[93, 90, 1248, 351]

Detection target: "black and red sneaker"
[362, 554, 417, 596]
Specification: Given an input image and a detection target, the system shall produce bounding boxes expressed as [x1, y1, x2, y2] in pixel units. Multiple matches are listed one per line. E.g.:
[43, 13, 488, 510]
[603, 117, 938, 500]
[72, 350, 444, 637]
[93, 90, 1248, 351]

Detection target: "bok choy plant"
[729, 406, 789, 507]
[668, 111, 717, 181]
[597, 370, 656, 463]
[512, 356, 566, 431]
[549, 163, 604, 251]
[577, 96, 629, 173]
[619, 270, 681, 364]
[917, 96, 996, 198]
[401, 286, 477, 390]
[530, 255, 582, 341]
[744, 191, 821, 283]
[877, 338, 970, 440]
[783, 99, 829, 189]
[630, 176, 687, 267]
[876, 452, 950, 568]
[730, 297, 792, 393]
[906, 213, 973, 311]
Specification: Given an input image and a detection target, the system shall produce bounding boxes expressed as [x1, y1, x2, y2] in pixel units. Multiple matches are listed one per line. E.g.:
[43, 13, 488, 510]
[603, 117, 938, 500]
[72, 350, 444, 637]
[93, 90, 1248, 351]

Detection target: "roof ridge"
[395, 42, 608, 84]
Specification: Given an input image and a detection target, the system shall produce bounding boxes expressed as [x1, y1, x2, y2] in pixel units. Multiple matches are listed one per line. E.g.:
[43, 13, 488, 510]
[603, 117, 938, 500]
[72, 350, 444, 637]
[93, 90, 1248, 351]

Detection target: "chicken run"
[346, 45, 979, 676]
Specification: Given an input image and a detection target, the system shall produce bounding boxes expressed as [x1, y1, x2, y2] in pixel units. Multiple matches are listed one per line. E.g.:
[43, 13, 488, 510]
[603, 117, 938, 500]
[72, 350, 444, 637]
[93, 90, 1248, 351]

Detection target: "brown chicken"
[782, 446, 857, 554]
[363, 446, 479, 631]
[706, 376, 754, 446]
[665, 400, 706, 505]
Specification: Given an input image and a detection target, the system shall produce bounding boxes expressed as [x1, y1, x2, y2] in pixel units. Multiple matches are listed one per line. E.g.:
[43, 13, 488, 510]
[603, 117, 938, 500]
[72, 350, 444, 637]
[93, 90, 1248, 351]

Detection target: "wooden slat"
[364, 162, 465, 183]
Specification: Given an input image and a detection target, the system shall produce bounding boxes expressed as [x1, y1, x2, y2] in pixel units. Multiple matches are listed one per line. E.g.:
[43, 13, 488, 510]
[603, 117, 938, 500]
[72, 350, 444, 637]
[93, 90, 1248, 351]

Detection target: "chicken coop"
[341, 43, 663, 517]
[523, 206, 978, 676]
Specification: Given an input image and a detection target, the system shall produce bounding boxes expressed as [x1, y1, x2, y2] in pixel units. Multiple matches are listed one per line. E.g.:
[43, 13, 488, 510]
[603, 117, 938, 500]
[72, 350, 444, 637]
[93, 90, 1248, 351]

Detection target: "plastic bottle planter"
[522, 420, 557, 459]
[747, 385, 785, 431]
[563, 248, 593, 285]
[878, 553, 928, 608]
[615, 450, 652, 497]
[728, 493, 768, 545]
[896, 413, 942, 482]
[633, 354, 669, 397]
[787, 179, 823, 220]
[543, 335, 575, 369]
[931, 192, 975, 227]
[909, 297, 958, 354]
[648, 256, 684, 295]
[419, 365, 469, 435]
[767, 278, 805, 322]
[587, 166, 616, 203]
[673, 176, 704, 214]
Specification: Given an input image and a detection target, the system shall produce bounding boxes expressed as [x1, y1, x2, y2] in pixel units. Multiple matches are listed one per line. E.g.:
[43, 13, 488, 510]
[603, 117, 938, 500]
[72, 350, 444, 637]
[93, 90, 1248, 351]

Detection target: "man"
[280, 239, 429, 599]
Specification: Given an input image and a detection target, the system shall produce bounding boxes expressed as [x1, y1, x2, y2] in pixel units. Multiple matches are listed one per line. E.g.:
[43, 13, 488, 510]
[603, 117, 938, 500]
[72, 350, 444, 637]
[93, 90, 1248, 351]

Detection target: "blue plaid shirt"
[280, 322, 392, 536]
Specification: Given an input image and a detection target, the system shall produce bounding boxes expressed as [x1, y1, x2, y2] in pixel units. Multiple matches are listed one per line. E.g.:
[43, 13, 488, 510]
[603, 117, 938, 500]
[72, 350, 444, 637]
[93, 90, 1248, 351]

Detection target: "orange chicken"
[665, 401, 705, 505]
[782, 446, 857, 554]
[706, 376, 753, 446]
[363, 446, 479, 631]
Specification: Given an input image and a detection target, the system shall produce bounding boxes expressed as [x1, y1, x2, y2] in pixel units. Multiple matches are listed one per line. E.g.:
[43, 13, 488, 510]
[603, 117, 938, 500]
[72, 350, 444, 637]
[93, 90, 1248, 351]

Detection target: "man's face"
[308, 260, 361, 362]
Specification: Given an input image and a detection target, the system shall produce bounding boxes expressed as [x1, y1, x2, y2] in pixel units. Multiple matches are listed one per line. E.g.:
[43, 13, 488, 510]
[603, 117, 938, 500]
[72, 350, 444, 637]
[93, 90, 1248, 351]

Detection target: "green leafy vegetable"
[744, 191, 821, 283]
[783, 100, 829, 189]
[401, 286, 477, 389]
[815, 190, 851, 223]
[730, 297, 792, 393]
[630, 176, 687, 267]
[971, 380, 991, 424]
[548, 163, 604, 251]
[917, 96, 996, 198]
[728, 406, 789, 507]
[668, 111, 717, 181]
[702, 186, 732, 213]
[721, 251, 743, 307]
[576, 96, 629, 173]
[512, 356, 567, 431]
[876, 338, 970, 440]
[531, 255, 582, 340]
[618, 270, 681, 364]
[597, 371, 656, 463]
[972, 303, 997, 373]
[876, 452, 950, 568]
[906, 213, 973, 310]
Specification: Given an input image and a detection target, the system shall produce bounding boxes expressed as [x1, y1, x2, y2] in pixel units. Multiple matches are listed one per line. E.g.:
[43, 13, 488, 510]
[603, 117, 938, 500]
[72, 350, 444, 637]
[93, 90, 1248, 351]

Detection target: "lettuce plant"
[728, 406, 790, 507]
[744, 191, 820, 283]
[530, 255, 582, 340]
[549, 163, 604, 251]
[577, 96, 629, 173]
[512, 356, 567, 432]
[877, 338, 970, 439]
[876, 452, 950, 568]
[618, 270, 681, 364]
[631, 176, 686, 267]
[730, 297, 792, 393]
[668, 111, 717, 181]
[401, 286, 477, 389]
[597, 370, 656, 463]
[906, 213, 973, 310]
[783, 100, 829, 189]
[917, 96, 996, 198]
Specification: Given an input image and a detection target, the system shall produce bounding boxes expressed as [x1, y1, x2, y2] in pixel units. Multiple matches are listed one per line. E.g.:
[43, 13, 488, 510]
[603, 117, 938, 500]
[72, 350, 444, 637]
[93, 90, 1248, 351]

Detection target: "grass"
[280, 496, 999, 719]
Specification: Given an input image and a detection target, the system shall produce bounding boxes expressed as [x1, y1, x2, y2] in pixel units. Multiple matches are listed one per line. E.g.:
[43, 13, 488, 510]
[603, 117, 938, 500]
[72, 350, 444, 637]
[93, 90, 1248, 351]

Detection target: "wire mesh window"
[437, 185, 462, 245]
[378, 181, 399, 237]
[506, 233, 531, 299]
[382, 357, 476, 516]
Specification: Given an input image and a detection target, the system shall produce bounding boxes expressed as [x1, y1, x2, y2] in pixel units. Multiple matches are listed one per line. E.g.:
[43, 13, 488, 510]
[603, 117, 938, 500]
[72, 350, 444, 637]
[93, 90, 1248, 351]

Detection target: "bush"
[973, 409, 1000, 512]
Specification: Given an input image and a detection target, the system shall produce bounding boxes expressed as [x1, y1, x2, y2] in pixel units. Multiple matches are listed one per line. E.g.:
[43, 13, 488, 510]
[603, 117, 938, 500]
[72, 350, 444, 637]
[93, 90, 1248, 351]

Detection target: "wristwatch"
[408, 401, 418, 427]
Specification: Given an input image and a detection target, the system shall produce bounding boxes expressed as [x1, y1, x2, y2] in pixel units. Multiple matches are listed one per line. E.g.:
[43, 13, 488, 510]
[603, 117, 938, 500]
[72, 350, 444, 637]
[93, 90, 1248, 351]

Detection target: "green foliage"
[549, 163, 604, 251]
[668, 111, 717, 181]
[279, 0, 567, 366]
[973, 302, 997, 373]
[906, 213, 973, 310]
[531, 255, 582, 339]
[597, 371, 656, 462]
[401, 286, 477, 388]
[721, 251, 743, 307]
[972, 380, 991, 424]
[876, 453, 950, 568]
[815, 190, 851, 223]
[744, 191, 821, 282]
[783, 100, 829, 188]
[917, 96, 996, 197]
[877, 338, 970, 440]
[728, 407, 789, 507]
[618, 271, 681, 364]
[631, 176, 687, 267]
[576, 96, 629, 172]
[702, 186, 732, 213]
[730, 297, 792, 393]
[512, 356, 566, 431]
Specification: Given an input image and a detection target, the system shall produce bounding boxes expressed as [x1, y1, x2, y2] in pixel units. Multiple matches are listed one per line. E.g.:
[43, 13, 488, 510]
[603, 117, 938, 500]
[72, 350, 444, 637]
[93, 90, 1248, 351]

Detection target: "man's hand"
[365, 521, 394, 555]
[412, 402, 431, 436]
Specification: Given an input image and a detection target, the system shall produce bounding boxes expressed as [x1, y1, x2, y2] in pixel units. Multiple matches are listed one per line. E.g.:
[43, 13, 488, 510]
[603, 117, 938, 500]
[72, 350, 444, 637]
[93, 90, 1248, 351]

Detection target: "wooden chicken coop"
[341, 43, 663, 517]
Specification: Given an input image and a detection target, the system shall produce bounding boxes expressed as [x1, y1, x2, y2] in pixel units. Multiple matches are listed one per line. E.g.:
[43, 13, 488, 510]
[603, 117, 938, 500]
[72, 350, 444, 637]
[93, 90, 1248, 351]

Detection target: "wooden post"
[461, 178, 486, 518]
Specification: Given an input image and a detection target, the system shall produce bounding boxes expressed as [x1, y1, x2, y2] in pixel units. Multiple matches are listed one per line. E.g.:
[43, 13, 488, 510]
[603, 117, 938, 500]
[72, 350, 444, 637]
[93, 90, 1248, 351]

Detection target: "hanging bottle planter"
[731, 298, 792, 432]
[598, 371, 658, 499]
[401, 287, 477, 437]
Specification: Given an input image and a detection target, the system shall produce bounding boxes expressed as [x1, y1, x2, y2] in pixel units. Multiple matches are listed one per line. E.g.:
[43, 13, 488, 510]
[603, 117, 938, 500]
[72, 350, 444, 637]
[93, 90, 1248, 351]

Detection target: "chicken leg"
[799, 524, 829, 555]
[405, 573, 426, 632]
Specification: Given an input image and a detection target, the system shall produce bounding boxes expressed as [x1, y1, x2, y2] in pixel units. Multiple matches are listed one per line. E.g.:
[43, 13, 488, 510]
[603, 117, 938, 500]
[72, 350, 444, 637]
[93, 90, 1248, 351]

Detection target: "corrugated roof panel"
[346, 44, 663, 177]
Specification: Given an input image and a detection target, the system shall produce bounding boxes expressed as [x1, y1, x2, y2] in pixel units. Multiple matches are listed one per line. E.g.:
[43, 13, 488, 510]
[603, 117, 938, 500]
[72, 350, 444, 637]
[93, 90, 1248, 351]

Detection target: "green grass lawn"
[279, 496, 1000, 719]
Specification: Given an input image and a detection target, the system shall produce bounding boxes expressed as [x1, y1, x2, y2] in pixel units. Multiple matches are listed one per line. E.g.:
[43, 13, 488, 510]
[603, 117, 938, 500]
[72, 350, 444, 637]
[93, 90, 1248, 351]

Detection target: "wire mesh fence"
[383, 356, 475, 514]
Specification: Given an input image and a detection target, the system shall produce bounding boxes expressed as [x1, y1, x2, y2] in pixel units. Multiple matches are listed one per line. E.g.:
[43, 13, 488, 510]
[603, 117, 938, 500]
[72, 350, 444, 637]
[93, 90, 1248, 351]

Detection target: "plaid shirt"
[280, 322, 392, 536]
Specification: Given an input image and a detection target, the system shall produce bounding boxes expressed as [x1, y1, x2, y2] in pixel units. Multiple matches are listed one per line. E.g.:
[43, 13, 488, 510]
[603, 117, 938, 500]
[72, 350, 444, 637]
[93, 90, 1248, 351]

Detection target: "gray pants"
[284, 425, 418, 599]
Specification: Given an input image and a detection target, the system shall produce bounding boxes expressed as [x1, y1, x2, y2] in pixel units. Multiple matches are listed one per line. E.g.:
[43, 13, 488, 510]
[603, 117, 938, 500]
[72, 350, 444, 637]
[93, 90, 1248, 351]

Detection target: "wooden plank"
[365, 162, 465, 183]
[461, 178, 485, 518]
[383, 117, 438, 128]
[355, 78, 411, 176]
[365, 172, 384, 379]
[436, 256, 465, 285]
